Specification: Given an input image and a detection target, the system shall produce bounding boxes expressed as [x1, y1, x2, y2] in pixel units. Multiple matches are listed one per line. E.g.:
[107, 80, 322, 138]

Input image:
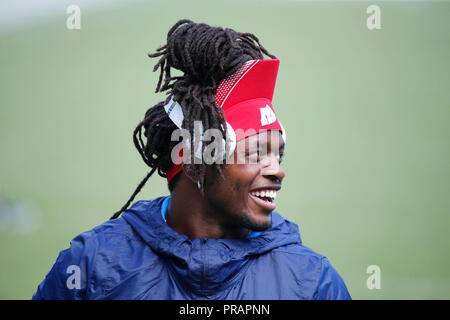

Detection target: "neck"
[166, 175, 250, 240]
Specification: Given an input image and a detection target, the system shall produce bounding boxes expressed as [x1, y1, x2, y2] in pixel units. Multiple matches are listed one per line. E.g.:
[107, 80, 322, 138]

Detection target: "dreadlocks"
[110, 19, 276, 219]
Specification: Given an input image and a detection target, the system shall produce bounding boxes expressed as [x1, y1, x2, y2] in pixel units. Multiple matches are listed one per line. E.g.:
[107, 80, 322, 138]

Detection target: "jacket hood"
[122, 196, 302, 296]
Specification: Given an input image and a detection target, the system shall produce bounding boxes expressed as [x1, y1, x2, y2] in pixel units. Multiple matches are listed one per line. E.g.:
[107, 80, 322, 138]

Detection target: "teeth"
[251, 190, 277, 199]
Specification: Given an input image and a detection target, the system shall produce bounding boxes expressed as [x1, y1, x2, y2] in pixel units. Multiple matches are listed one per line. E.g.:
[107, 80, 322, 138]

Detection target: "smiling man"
[33, 20, 351, 300]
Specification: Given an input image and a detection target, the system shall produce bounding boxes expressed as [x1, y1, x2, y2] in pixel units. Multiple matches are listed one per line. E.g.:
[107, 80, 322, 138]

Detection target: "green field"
[1, 0, 449, 299]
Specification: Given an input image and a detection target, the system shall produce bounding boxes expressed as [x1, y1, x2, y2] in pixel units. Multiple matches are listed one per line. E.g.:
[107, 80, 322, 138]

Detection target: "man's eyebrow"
[245, 135, 285, 150]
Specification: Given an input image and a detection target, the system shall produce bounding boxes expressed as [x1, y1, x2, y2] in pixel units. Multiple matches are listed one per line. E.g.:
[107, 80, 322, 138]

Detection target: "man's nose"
[260, 154, 285, 182]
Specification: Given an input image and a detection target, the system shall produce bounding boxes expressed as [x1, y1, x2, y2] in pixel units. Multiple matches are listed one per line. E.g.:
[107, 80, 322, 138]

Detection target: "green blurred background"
[1, 0, 449, 299]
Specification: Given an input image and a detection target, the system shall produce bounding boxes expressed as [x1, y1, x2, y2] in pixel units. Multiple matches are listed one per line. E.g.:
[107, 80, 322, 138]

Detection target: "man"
[33, 20, 351, 300]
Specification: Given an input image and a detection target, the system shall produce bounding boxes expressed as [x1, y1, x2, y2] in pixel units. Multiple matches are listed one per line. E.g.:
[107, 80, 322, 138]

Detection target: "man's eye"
[253, 150, 264, 157]
[245, 150, 262, 162]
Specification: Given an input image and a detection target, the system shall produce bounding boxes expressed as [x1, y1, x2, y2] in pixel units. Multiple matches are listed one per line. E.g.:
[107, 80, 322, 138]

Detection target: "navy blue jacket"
[33, 196, 351, 300]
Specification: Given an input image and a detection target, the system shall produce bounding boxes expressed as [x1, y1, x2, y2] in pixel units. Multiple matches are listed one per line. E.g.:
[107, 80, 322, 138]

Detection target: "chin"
[249, 222, 272, 232]
[240, 212, 272, 231]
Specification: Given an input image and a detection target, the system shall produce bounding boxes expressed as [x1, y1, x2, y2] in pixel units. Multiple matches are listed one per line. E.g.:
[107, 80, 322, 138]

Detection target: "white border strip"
[219, 60, 260, 108]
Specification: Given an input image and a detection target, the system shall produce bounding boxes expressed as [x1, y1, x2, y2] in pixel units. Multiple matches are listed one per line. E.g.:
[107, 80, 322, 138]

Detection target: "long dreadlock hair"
[110, 19, 276, 219]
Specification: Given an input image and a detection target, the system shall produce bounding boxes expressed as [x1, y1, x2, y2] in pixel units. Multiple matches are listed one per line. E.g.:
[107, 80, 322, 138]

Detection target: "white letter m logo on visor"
[260, 104, 277, 126]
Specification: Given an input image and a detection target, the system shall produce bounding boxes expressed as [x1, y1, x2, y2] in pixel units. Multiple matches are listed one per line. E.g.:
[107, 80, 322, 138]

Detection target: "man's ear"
[172, 170, 203, 195]
[180, 164, 210, 195]
[202, 164, 229, 193]
[180, 165, 200, 186]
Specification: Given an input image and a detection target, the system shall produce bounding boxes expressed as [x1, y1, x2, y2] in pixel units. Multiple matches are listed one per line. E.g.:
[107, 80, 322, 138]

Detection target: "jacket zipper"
[200, 238, 207, 291]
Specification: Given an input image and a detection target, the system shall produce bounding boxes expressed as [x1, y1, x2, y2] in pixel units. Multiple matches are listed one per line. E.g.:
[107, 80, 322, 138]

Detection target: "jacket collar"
[122, 196, 302, 295]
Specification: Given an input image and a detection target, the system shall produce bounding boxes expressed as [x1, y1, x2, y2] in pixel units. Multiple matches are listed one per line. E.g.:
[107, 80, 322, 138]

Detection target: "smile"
[250, 190, 277, 202]
[249, 189, 278, 211]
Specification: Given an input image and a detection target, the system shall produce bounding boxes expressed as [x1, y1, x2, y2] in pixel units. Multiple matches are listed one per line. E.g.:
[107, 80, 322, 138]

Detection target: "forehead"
[237, 130, 285, 149]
